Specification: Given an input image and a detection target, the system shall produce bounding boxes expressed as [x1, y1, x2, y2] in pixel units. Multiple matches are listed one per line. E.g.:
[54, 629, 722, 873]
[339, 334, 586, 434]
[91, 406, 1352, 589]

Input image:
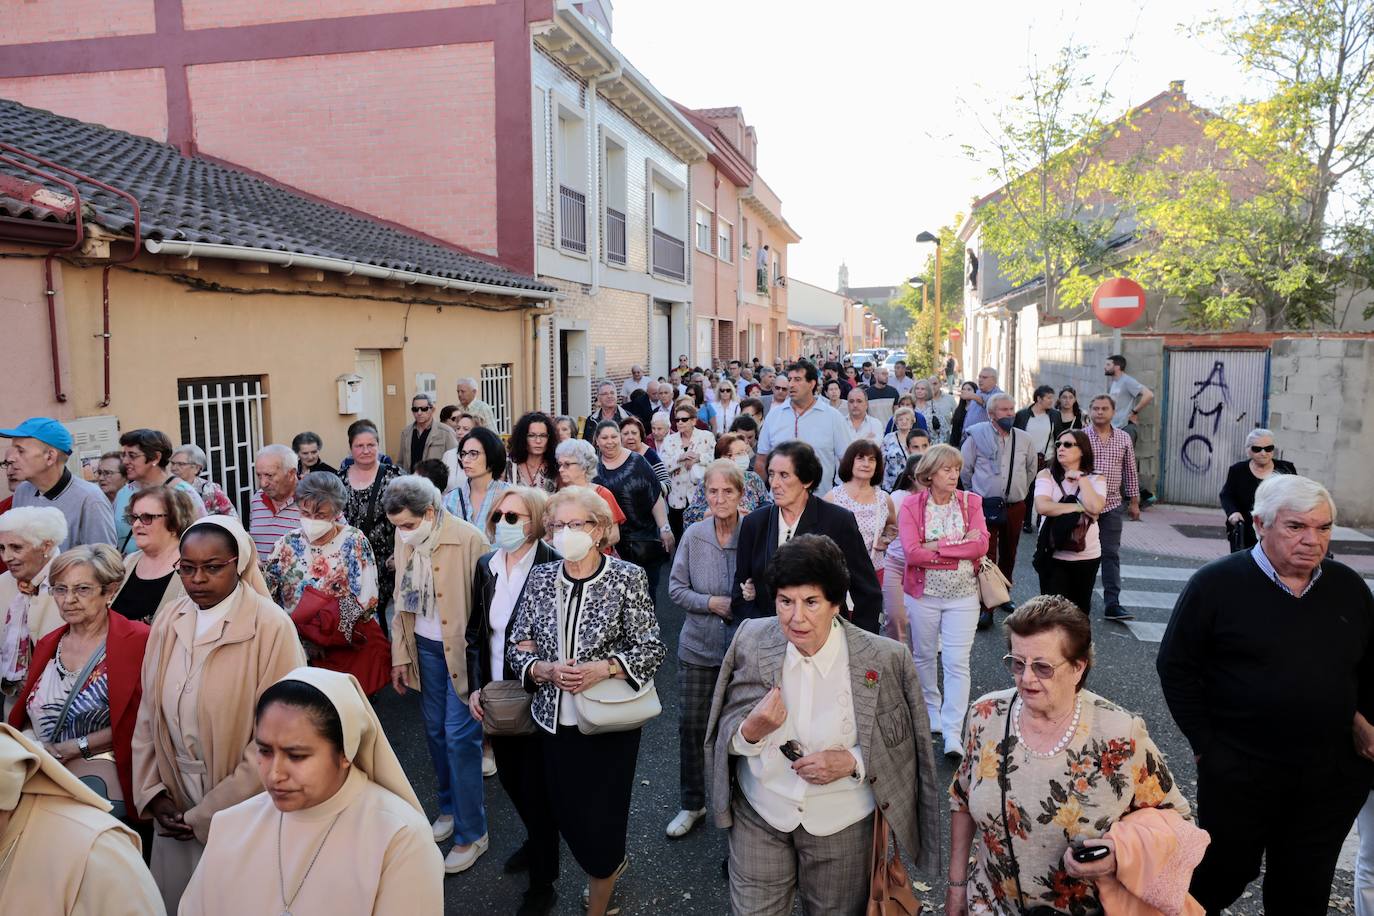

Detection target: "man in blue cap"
[0, 418, 115, 550]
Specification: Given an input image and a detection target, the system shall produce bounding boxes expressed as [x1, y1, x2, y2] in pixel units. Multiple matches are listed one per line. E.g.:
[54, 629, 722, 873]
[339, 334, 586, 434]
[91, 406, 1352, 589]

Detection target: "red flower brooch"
[863, 670, 879, 689]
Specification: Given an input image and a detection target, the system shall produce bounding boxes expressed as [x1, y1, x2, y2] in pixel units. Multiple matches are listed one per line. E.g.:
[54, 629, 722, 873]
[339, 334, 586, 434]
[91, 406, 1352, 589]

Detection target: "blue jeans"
[1097, 507, 1124, 612]
[416, 634, 486, 844]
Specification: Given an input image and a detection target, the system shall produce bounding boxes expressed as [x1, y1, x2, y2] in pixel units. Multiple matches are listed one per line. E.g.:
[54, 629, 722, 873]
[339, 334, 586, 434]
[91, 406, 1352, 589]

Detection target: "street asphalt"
[376, 528, 1354, 915]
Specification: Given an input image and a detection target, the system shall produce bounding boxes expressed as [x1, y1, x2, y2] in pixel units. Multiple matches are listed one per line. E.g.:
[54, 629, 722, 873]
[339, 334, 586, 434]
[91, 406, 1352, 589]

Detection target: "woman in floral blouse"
[947, 595, 1191, 915]
[169, 445, 237, 518]
[681, 433, 769, 527]
[656, 400, 716, 541]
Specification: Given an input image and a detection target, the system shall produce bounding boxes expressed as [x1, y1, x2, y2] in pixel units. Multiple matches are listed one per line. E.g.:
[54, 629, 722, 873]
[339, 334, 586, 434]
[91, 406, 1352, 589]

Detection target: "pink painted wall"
[0, 69, 169, 141]
[0, 0, 154, 45]
[187, 44, 498, 253]
[182, 0, 491, 30]
[0, 259, 73, 432]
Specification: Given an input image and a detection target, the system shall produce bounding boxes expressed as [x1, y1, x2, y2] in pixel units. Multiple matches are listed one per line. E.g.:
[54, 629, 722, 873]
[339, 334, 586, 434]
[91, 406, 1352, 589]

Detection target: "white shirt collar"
[493, 544, 539, 585]
[784, 619, 845, 678]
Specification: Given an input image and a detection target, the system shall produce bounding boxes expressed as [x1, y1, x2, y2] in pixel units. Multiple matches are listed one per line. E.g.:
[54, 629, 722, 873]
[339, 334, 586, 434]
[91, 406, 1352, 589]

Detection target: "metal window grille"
[559, 185, 587, 253]
[177, 376, 267, 518]
[480, 364, 514, 435]
[652, 229, 686, 280]
[606, 207, 627, 264]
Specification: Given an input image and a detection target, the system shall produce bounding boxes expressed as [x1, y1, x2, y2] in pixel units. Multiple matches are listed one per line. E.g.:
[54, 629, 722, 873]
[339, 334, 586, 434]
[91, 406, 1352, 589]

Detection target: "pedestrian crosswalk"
[1097, 562, 1374, 643]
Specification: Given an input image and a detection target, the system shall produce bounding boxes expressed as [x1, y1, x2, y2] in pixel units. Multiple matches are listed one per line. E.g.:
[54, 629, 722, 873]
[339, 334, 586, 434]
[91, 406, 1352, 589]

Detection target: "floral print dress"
[264, 526, 379, 619]
[951, 688, 1190, 915]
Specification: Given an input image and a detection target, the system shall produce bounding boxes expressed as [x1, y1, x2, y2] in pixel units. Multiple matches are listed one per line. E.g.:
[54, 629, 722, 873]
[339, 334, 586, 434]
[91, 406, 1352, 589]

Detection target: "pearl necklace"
[1013, 694, 1082, 758]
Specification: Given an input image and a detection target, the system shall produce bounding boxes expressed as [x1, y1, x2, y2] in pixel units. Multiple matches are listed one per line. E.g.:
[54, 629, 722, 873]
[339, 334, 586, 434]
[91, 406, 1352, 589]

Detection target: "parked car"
[882, 351, 907, 367]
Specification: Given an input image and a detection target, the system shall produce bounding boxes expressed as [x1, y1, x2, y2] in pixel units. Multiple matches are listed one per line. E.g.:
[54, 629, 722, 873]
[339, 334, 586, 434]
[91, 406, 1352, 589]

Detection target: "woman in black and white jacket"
[506, 486, 666, 916]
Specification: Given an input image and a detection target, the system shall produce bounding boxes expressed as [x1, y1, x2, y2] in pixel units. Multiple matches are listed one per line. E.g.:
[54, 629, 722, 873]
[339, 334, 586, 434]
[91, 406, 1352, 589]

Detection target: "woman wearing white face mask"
[681, 433, 771, 526]
[265, 473, 390, 696]
[465, 487, 561, 914]
[384, 475, 492, 875]
[507, 487, 667, 916]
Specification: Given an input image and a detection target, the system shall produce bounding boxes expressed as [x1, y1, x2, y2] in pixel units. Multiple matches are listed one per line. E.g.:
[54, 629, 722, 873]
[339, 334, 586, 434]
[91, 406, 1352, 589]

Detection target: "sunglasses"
[1002, 654, 1068, 681]
[490, 510, 528, 525]
[1249, 444, 1275, 453]
[675, 415, 695, 423]
[411, 405, 432, 413]
[1056, 440, 1079, 449]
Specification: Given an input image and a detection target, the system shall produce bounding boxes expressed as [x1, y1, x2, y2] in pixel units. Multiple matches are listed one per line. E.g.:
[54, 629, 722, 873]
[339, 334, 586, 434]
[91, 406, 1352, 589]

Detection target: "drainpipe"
[586, 61, 621, 297]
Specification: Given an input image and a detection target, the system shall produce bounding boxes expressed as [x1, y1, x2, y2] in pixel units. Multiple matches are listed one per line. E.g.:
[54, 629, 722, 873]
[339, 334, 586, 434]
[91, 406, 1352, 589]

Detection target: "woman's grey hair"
[295, 472, 348, 513]
[554, 415, 576, 431]
[893, 406, 916, 426]
[173, 443, 208, 469]
[1253, 474, 1336, 527]
[255, 443, 296, 470]
[0, 506, 68, 552]
[555, 438, 598, 477]
[49, 544, 125, 589]
[382, 474, 443, 517]
[1245, 427, 1276, 448]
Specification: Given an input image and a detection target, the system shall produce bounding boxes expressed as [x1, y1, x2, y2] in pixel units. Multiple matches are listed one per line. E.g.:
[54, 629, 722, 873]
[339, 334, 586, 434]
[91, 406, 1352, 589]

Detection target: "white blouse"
[488, 547, 538, 681]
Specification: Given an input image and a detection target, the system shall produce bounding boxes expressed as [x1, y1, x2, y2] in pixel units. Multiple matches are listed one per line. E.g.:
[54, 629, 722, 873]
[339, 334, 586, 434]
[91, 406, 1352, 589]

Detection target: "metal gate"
[1159, 349, 1269, 506]
[178, 376, 267, 518]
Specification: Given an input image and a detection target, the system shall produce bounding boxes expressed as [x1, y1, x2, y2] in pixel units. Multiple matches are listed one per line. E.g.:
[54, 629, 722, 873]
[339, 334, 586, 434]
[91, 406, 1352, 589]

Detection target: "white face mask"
[399, 517, 434, 546]
[299, 518, 334, 542]
[552, 527, 594, 562]
[733, 453, 752, 472]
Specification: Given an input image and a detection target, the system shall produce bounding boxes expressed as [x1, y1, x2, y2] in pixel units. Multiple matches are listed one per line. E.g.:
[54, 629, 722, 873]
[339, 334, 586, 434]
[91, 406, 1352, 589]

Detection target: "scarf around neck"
[397, 510, 444, 621]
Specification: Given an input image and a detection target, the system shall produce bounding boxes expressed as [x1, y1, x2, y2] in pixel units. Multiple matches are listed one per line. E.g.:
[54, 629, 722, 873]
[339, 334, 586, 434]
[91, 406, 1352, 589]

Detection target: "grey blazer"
[704, 617, 941, 875]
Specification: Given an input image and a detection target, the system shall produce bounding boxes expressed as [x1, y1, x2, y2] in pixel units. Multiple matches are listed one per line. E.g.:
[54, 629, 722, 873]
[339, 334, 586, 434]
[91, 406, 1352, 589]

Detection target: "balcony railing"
[756, 267, 769, 295]
[605, 207, 627, 265]
[559, 185, 587, 254]
[652, 229, 686, 280]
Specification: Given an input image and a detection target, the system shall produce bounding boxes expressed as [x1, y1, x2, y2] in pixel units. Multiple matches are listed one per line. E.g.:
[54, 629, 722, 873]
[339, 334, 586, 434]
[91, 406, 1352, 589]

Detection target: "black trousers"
[1036, 556, 1101, 616]
[1190, 749, 1368, 914]
[491, 733, 559, 889]
[543, 725, 642, 878]
[668, 505, 686, 544]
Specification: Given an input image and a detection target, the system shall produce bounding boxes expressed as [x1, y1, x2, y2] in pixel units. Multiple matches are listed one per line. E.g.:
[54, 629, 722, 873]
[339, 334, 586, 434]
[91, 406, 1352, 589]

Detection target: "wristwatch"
[606, 657, 623, 678]
[77, 735, 92, 760]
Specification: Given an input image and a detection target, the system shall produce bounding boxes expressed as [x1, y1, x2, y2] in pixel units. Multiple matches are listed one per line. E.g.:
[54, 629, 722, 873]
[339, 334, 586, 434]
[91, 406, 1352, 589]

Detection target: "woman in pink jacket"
[898, 444, 989, 759]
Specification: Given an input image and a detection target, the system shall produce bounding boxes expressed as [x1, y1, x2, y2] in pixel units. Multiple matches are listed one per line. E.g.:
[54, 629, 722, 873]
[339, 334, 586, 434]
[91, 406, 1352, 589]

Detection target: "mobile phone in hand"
[779, 740, 803, 762]
[1071, 843, 1110, 863]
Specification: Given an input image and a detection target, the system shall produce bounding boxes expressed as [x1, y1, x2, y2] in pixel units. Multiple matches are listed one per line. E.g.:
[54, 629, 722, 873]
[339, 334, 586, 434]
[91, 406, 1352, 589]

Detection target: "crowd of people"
[0, 347, 1369, 916]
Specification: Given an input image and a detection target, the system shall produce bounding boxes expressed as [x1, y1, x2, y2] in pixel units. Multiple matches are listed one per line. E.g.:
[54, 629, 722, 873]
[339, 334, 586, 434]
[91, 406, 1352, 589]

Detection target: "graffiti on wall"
[1179, 360, 1240, 474]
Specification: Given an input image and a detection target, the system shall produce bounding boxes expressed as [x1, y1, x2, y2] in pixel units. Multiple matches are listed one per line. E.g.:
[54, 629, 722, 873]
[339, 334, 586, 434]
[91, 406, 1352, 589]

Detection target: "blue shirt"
[1250, 542, 1323, 597]
[757, 398, 850, 495]
[964, 385, 1003, 430]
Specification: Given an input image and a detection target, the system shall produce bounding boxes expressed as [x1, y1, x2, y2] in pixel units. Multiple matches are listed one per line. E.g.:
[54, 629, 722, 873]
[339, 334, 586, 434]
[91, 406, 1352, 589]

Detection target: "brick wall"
[188, 43, 498, 254]
[545, 278, 649, 410]
[181, 0, 486, 30]
[0, 69, 168, 141]
[1, 0, 154, 45]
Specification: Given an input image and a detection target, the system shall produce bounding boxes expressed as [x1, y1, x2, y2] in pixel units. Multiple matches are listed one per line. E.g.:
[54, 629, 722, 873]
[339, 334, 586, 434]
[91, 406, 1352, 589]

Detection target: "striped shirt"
[1085, 424, 1139, 512]
[1251, 542, 1322, 597]
[249, 491, 301, 564]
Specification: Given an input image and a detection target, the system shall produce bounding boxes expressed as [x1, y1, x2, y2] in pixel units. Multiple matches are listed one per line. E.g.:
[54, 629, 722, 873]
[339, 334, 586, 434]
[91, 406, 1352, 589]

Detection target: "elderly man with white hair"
[455, 376, 498, 431]
[960, 392, 1038, 629]
[248, 443, 301, 561]
[621, 364, 650, 400]
[0, 506, 67, 716]
[1159, 474, 1374, 915]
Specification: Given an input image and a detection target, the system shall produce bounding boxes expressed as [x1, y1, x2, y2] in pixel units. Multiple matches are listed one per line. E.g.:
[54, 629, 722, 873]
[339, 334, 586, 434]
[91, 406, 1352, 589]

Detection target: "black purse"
[982, 433, 1015, 526]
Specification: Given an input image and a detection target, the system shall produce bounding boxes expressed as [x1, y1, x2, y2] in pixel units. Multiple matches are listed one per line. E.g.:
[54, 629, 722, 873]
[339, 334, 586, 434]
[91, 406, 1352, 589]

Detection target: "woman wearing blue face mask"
[465, 486, 560, 915]
[507, 486, 666, 916]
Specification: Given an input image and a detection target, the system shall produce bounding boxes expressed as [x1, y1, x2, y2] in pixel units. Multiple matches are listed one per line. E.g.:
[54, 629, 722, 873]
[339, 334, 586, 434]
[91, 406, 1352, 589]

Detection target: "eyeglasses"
[168, 460, 197, 470]
[50, 584, 102, 600]
[526, 432, 549, 440]
[556, 460, 580, 470]
[94, 468, 123, 477]
[548, 519, 595, 532]
[127, 512, 167, 527]
[119, 451, 145, 462]
[460, 450, 484, 461]
[1002, 654, 1069, 681]
[1056, 440, 1079, 449]
[1249, 444, 1275, 453]
[411, 405, 432, 413]
[490, 510, 528, 525]
[176, 561, 235, 578]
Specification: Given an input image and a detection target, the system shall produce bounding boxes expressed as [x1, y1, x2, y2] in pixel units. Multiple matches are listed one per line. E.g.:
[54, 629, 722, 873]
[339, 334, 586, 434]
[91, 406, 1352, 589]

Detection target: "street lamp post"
[916, 230, 942, 375]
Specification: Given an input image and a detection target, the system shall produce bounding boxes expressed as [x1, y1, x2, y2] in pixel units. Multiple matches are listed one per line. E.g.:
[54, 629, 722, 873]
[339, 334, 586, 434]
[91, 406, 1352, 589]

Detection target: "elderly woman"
[0, 724, 162, 912]
[466, 486, 560, 914]
[445, 427, 509, 528]
[658, 401, 716, 542]
[899, 444, 989, 758]
[507, 486, 666, 916]
[338, 420, 402, 613]
[912, 379, 950, 444]
[948, 596, 1196, 915]
[179, 668, 443, 914]
[683, 432, 770, 527]
[619, 416, 670, 495]
[881, 406, 920, 490]
[292, 430, 338, 477]
[666, 459, 744, 840]
[555, 438, 624, 553]
[132, 515, 306, 913]
[504, 412, 559, 493]
[1219, 427, 1296, 549]
[0, 507, 66, 717]
[111, 484, 195, 624]
[94, 451, 126, 504]
[385, 475, 491, 875]
[649, 411, 671, 450]
[169, 444, 237, 518]
[8, 544, 150, 826]
[265, 473, 388, 696]
[705, 534, 939, 914]
[594, 422, 673, 596]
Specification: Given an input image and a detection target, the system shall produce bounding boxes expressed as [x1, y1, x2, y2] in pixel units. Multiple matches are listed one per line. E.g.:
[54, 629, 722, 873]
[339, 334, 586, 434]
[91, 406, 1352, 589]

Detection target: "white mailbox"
[336, 373, 364, 415]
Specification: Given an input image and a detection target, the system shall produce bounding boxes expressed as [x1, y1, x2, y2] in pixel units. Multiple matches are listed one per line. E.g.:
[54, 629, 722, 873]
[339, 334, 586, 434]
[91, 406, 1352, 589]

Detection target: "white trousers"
[1357, 790, 1374, 916]
[908, 591, 980, 752]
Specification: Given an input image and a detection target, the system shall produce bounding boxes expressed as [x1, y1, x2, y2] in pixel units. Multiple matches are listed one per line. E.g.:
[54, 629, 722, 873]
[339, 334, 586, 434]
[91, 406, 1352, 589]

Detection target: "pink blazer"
[899, 489, 989, 599]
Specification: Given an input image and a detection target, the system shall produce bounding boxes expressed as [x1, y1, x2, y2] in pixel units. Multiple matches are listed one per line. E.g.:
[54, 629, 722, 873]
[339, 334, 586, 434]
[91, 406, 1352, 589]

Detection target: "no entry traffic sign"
[1091, 277, 1146, 328]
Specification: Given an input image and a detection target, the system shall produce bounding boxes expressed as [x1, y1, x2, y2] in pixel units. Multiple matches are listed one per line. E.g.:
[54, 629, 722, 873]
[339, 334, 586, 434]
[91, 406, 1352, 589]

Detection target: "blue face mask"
[995, 416, 1015, 432]
[493, 520, 527, 552]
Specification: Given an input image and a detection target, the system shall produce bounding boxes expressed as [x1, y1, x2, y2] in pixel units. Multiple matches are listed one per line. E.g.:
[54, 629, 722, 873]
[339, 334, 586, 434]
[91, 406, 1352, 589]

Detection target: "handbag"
[290, 585, 349, 647]
[867, 807, 921, 915]
[976, 557, 1012, 608]
[51, 643, 126, 819]
[479, 679, 537, 736]
[572, 675, 662, 735]
[981, 431, 1016, 526]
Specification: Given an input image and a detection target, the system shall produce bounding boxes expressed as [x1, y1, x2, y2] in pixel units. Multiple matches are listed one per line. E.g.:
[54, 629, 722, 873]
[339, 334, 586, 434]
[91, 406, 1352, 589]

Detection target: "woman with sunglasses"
[1218, 428, 1296, 550]
[712, 383, 741, 436]
[948, 596, 1196, 916]
[1032, 429, 1106, 616]
[110, 485, 195, 625]
[658, 401, 716, 542]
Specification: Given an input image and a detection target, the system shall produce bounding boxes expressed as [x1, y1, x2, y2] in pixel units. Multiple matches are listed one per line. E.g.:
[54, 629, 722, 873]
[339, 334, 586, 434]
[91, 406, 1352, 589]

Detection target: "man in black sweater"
[1158, 474, 1374, 915]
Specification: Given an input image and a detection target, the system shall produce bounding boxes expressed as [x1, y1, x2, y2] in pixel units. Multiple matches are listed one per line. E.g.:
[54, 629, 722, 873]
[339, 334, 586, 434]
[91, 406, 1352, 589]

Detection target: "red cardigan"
[8, 610, 151, 815]
[898, 488, 990, 599]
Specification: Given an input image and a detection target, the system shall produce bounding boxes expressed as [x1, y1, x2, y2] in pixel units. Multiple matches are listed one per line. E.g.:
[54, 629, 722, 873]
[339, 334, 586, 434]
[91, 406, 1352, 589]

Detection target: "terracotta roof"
[0, 97, 552, 292]
[694, 106, 743, 119]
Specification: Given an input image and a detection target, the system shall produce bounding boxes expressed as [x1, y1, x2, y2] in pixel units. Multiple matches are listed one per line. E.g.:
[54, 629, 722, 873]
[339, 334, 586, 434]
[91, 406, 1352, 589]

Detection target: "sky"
[610, 0, 1268, 291]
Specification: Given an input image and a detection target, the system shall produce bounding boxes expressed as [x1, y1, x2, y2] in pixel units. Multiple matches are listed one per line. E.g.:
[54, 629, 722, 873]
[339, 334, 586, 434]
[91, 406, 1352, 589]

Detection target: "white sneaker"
[665, 807, 707, 838]
[482, 750, 497, 778]
[431, 814, 454, 843]
[444, 834, 489, 874]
